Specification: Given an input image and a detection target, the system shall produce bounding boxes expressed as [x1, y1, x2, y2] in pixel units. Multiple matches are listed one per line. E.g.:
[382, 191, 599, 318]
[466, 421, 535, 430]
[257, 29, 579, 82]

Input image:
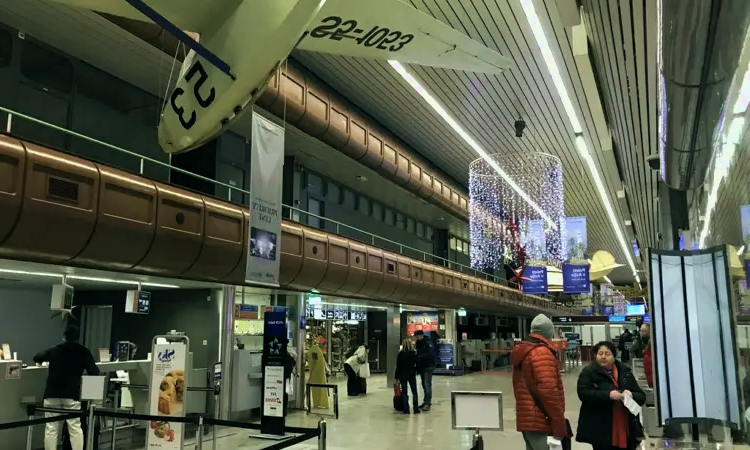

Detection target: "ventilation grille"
[47, 177, 79, 202]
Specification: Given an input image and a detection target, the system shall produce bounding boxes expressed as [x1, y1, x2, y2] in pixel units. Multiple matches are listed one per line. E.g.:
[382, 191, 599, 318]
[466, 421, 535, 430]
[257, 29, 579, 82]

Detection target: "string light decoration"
[469, 152, 566, 271]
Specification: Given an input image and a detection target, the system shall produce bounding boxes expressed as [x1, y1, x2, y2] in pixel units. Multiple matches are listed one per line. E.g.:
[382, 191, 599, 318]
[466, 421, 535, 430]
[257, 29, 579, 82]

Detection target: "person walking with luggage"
[414, 330, 435, 411]
[511, 314, 568, 450]
[395, 338, 420, 415]
[576, 341, 646, 450]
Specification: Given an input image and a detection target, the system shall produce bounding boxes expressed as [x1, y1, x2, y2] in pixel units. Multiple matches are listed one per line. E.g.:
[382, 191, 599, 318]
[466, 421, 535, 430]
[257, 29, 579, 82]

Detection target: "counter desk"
[0, 358, 209, 450]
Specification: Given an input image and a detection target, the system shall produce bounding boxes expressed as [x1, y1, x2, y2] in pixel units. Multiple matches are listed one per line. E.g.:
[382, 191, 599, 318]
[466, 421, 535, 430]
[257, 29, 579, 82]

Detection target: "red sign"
[405, 311, 439, 336]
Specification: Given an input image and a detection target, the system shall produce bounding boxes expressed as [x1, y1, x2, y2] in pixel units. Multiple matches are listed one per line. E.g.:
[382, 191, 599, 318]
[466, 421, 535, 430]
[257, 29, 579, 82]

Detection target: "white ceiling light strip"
[519, 0, 638, 277]
[0, 268, 180, 288]
[388, 60, 556, 229]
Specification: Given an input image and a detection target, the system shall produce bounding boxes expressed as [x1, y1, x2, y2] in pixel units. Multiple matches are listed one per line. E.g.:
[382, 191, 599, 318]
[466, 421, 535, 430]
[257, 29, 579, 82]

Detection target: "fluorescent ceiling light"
[739, 245, 745, 256]
[603, 276, 612, 284]
[519, 0, 637, 279]
[635, 274, 641, 284]
[319, 301, 387, 310]
[0, 269, 179, 288]
[388, 60, 556, 229]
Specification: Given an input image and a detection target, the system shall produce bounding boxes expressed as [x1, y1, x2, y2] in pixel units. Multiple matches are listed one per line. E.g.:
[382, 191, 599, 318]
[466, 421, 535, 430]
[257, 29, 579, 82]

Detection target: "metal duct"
[659, 0, 750, 191]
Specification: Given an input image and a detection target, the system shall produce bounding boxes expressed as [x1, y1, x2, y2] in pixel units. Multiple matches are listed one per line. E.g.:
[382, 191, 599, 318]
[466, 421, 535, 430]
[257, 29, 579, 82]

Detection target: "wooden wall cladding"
[0, 136, 568, 316]
[257, 60, 469, 220]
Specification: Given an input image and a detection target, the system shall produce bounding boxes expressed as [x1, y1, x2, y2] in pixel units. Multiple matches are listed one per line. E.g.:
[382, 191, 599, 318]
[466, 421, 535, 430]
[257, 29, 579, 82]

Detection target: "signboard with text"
[562, 263, 590, 294]
[522, 266, 548, 294]
[261, 311, 287, 435]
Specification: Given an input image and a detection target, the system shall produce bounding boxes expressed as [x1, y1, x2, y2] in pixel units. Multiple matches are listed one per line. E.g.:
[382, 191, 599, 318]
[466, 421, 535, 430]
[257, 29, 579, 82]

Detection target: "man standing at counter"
[34, 326, 100, 450]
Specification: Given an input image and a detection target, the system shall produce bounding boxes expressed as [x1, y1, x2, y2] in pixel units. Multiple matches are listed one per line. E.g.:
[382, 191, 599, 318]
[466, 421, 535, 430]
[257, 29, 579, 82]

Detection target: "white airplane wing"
[42, 0, 239, 33]
[297, 0, 513, 74]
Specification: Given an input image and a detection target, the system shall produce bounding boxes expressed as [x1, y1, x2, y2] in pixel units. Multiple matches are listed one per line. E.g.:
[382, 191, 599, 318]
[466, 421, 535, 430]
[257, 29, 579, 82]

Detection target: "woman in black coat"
[395, 338, 420, 414]
[576, 341, 646, 450]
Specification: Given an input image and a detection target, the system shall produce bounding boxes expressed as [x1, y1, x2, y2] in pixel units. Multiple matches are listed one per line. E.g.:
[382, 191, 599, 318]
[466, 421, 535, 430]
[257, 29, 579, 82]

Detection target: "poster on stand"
[565, 217, 588, 261]
[146, 342, 187, 449]
[246, 112, 285, 287]
[522, 266, 548, 294]
[562, 263, 590, 294]
[261, 311, 288, 435]
[405, 311, 439, 335]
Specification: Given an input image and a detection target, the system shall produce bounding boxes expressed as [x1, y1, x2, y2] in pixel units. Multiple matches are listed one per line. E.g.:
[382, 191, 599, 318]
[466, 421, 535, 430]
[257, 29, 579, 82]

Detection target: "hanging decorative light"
[469, 152, 566, 271]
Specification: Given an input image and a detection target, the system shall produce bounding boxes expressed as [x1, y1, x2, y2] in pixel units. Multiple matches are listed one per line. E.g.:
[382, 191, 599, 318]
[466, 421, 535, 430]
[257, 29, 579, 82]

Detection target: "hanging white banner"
[246, 112, 285, 286]
[146, 343, 187, 449]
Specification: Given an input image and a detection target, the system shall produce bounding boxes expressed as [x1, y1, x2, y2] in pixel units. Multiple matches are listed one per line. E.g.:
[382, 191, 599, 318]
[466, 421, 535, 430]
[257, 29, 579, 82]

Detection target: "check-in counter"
[0, 357, 209, 450]
[230, 349, 263, 421]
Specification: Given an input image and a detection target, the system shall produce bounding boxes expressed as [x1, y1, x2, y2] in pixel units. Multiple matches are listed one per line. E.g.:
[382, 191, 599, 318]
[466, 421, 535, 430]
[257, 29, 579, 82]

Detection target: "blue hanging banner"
[745, 260, 750, 285]
[522, 266, 548, 294]
[562, 263, 590, 294]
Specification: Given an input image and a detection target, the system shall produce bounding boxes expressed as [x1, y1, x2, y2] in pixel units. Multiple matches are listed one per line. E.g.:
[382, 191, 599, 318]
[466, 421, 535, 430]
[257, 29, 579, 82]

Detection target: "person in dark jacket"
[395, 338, 420, 414]
[414, 330, 435, 411]
[618, 329, 633, 363]
[576, 341, 646, 450]
[511, 314, 567, 450]
[34, 326, 100, 450]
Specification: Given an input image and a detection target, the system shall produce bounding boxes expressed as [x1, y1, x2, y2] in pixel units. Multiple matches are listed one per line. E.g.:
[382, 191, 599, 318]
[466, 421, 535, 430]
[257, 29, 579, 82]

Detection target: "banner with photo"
[405, 311, 439, 336]
[521, 219, 547, 262]
[565, 216, 588, 262]
[522, 266, 548, 294]
[562, 263, 590, 294]
[741, 205, 750, 254]
[246, 112, 285, 287]
[147, 343, 187, 449]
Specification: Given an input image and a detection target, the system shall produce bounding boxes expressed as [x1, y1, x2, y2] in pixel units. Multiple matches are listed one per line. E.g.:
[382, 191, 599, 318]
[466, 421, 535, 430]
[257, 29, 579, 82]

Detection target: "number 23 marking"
[170, 60, 216, 130]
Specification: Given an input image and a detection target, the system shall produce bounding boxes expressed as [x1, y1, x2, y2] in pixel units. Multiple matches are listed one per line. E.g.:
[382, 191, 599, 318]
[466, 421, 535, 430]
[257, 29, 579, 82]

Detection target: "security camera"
[514, 119, 526, 138]
[646, 154, 660, 171]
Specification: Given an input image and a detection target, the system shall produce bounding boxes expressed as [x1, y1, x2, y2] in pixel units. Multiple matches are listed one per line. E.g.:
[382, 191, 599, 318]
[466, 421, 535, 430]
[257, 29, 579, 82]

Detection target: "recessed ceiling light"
[438, 216, 445, 221]
[355, 175, 368, 182]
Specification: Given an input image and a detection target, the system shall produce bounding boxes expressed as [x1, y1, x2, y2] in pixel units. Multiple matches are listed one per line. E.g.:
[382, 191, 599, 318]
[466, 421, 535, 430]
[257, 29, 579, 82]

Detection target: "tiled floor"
[184, 366, 587, 449]
[158, 367, 739, 450]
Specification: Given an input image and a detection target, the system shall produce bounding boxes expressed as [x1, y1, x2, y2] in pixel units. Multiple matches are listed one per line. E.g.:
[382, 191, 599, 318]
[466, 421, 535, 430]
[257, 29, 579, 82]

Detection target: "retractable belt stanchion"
[471, 429, 484, 450]
[85, 402, 96, 450]
[25, 405, 34, 450]
[212, 362, 222, 450]
[196, 415, 204, 450]
[111, 381, 121, 450]
[318, 419, 326, 450]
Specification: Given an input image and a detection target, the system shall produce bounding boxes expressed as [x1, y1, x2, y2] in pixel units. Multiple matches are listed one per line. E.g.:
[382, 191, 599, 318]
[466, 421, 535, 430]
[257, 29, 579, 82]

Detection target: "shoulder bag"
[521, 352, 573, 450]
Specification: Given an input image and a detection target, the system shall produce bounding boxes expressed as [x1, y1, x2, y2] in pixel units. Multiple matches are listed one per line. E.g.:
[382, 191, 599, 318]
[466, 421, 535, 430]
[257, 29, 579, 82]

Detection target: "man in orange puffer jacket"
[511, 314, 567, 450]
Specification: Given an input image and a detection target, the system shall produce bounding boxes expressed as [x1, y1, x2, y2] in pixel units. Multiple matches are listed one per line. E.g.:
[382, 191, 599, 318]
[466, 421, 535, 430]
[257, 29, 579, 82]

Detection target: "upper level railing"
[0, 105, 508, 286]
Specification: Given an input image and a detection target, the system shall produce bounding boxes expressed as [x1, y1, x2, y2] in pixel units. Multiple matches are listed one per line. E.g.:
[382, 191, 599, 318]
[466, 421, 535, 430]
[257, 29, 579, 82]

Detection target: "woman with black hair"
[576, 341, 646, 450]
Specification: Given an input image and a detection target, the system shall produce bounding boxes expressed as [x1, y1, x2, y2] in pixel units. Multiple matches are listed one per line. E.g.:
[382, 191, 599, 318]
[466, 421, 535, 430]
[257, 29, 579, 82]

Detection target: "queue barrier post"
[110, 381, 121, 450]
[196, 415, 204, 450]
[85, 403, 96, 450]
[318, 418, 327, 450]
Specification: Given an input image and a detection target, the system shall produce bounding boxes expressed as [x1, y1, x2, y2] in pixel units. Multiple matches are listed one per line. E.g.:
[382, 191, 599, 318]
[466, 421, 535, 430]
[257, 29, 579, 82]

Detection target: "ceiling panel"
[0, 0, 648, 284]
[580, 0, 659, 256]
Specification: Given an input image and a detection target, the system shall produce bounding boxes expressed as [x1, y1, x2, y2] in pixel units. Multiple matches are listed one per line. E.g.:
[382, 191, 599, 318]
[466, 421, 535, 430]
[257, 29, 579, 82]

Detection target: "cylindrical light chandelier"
[469, 152, 566, 271]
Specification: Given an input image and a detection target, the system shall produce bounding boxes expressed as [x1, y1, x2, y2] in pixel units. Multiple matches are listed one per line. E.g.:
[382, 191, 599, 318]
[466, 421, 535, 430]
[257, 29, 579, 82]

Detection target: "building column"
[217, 285, 235, 419]
[385, 305, 401, 388]
[294, 293, 306, 410]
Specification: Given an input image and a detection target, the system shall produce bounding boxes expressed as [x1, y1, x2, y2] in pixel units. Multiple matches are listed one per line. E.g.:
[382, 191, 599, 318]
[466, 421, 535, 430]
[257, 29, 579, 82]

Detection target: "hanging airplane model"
[45, 0, 514, 154]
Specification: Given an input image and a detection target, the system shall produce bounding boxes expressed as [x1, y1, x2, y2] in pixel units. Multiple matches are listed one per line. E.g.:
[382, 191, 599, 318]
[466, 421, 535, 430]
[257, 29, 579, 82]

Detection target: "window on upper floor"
[20, 41, 73, 94]
[0, 29, 11, 67]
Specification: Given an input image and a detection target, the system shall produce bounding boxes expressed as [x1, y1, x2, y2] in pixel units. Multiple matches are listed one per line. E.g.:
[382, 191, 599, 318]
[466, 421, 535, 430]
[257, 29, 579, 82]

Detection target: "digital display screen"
[626, 304, 646, 316]
[609, 315, 626, 323]
[137, 291, 151, 314]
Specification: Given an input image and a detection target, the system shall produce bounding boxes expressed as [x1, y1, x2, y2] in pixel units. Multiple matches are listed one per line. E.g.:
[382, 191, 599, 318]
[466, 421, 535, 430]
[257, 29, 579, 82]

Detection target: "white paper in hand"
[623, 395, 642, 416]
[547, 436, 563, 450]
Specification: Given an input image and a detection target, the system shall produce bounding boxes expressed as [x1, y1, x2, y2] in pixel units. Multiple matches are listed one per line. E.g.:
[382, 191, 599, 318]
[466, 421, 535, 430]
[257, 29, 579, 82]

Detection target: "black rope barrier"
[93, 409, 198, 425]
[259, 432, 321, 450]
[0, 413, 82, 431]
[198, 417, 320, 437]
